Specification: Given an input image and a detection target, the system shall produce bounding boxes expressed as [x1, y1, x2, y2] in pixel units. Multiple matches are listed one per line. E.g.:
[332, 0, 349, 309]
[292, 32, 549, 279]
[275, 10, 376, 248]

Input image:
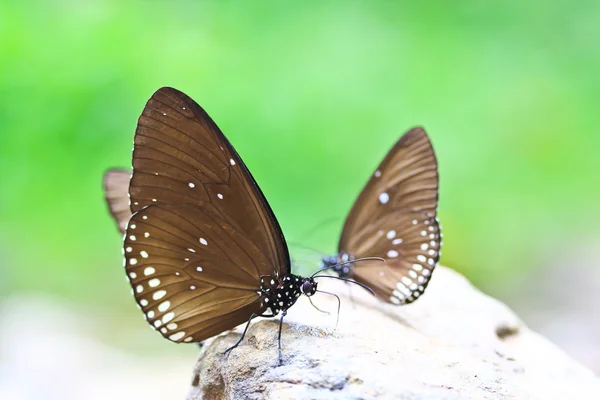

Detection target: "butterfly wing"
[339, 127, 440, 305]
[103, 169, 132, 234]
[124, 87, 290, 342]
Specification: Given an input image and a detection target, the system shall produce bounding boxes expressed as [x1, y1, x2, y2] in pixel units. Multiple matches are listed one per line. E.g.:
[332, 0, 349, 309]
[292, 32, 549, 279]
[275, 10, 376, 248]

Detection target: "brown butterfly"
[109, 87, 373, 363]
[321, 127, 441, 305]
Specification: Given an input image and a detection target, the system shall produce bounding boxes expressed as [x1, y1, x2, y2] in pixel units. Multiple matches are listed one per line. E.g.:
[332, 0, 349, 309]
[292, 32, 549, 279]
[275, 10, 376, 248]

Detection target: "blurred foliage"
[1, 0, 599, 312]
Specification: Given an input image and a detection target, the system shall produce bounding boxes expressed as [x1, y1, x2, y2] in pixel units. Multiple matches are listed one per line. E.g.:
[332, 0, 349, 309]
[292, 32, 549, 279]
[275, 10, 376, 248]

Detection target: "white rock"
[187, 267, 600, 399]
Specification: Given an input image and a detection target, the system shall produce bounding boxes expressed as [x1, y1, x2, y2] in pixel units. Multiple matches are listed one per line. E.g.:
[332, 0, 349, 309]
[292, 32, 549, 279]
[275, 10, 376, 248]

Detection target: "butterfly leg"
[308, 296, 330, 315]
[223, 312, 258, 355]
[316, 289, 341, 330]
[277, 310, 287, 364]
[348, 282, 356, 309]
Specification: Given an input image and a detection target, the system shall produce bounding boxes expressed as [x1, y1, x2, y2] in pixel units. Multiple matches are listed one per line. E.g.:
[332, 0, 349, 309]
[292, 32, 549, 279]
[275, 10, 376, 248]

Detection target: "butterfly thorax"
[259, 274, 317, 315]
[322, 252, 356, 278]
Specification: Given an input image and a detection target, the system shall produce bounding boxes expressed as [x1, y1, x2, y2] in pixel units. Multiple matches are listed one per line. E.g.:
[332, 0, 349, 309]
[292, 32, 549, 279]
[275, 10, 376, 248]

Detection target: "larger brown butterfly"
[320, 128, 441, 305]
[117, 87, 371, 363]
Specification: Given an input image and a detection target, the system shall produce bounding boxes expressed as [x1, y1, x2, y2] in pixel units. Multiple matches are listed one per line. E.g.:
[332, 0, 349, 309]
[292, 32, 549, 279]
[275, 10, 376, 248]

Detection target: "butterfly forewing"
[124, 87, 290, 342]
[103, 169, 132, 234]
[129, 87, 289, 274]
[339, 127, 440, 304]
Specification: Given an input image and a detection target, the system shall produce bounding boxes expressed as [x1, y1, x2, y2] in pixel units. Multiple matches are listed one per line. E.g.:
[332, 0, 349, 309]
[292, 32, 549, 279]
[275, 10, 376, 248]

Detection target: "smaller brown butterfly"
[320, 128, 441, 305]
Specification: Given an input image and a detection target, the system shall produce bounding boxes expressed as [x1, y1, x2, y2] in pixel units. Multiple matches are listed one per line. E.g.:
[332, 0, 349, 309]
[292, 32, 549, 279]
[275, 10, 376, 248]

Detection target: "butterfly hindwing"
[124, 204, 268, 342]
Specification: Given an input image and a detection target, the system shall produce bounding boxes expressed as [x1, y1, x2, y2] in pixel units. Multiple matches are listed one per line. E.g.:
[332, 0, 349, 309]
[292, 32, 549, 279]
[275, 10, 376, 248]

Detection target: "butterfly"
[118, 87, 370, 363]
[320, 127, 441, 305]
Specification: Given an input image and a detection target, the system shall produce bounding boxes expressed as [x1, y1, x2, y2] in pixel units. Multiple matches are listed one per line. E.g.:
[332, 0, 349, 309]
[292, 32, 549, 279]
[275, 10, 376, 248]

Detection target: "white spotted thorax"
[259, 275, 317, 315]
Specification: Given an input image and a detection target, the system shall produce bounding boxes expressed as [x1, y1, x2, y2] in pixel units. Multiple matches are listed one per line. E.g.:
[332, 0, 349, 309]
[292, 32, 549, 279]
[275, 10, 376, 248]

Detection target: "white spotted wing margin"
[103, 169, 132, 234]
[124, 87, 292, 342]
[339, 127, 441, 305]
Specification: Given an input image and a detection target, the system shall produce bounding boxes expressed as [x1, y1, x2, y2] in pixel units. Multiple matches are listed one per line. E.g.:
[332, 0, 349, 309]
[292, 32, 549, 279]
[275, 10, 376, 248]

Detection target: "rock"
[186, 267, 600, 399]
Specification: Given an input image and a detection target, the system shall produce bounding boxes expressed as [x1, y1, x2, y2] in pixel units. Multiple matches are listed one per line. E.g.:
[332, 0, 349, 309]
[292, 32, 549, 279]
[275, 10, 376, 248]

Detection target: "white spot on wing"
[229, 158, 236, 166]
[379, 192, 389, 204]
[140, 250, 149, 258]
[188, 182, 195, 188]
[386, 230, 396, 239]
[153, 290, 166, 300]
[144, 267, 155, 276]
[158, 301, 170, 312]
[387, 250, 399, 258]
[148, 278, 160, 287]
[169, 332, 185, 341]
[162, 312, 175, 323]
[199, 238, 207, 246]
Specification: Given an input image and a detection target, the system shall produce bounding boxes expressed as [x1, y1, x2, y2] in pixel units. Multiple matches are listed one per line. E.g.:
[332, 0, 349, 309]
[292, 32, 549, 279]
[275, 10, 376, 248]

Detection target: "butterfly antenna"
[313, 275, 375, 296]
[310, 256, 385, 277]
[316, 289, 341, 330]
[287, 242, 327, 256]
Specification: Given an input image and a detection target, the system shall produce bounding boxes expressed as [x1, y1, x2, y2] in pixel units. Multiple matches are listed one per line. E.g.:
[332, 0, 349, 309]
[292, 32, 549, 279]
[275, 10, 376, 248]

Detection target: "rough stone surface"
[186, 267, 600, 399]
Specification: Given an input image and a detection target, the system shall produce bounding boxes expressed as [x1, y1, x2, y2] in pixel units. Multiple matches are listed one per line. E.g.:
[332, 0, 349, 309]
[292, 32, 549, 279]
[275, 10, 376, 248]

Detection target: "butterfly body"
[259, 274, 317, 315]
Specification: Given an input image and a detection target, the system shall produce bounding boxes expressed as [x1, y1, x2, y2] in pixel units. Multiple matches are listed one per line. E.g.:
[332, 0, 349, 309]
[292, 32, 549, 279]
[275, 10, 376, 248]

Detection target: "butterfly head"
[300, 277, 318, 297]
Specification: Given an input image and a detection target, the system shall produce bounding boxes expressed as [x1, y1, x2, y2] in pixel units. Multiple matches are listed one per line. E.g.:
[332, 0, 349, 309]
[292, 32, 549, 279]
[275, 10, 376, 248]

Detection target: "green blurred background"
[1, 0, 599, 396]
